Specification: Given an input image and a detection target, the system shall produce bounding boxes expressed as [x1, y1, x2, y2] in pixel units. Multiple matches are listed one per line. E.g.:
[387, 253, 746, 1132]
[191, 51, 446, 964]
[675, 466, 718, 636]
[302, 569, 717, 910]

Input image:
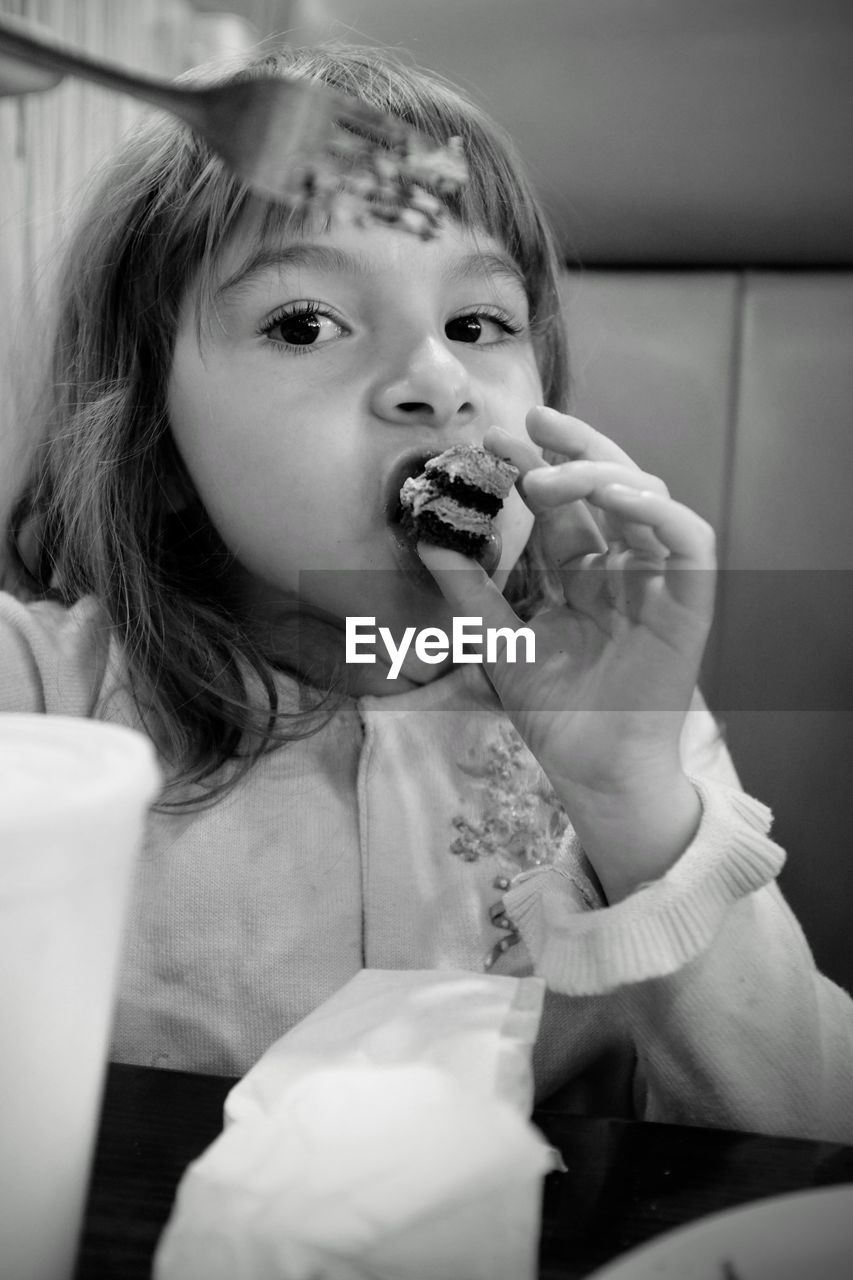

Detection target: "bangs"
[164, 45, 557, 355]
[186, 183, 322, 339]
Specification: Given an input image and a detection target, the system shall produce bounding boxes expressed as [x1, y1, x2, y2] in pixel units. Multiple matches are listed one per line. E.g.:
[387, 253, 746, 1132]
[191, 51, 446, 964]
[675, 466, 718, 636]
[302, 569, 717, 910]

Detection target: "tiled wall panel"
[560, 271, 737, 535]
[715, 274, 853, 988]
[726, 275, 853, 570]
[563, 270, 853, 991]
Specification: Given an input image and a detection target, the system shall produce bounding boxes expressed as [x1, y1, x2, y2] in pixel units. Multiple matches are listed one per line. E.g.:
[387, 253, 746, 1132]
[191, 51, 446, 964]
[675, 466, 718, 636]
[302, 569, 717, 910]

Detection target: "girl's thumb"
[416, 543, 520, 633]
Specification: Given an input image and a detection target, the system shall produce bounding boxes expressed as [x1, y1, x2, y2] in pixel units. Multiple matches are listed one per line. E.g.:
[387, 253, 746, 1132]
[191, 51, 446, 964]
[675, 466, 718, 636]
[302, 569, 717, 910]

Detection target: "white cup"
[0, 715, 161, 1280]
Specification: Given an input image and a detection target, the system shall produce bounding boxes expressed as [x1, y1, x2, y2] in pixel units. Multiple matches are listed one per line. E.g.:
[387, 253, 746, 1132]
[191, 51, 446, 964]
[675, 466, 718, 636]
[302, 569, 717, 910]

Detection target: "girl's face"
[167, 213, 544, 687]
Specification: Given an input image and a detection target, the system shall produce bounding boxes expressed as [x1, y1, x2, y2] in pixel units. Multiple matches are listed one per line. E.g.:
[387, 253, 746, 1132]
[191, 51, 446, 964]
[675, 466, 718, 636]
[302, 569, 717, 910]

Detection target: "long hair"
[5, 43, 570, 802]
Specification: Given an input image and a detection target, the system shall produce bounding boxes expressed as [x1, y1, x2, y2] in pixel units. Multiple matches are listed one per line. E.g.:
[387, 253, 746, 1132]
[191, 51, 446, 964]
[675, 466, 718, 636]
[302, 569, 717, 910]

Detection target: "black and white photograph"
[1, 2, 852, 1278]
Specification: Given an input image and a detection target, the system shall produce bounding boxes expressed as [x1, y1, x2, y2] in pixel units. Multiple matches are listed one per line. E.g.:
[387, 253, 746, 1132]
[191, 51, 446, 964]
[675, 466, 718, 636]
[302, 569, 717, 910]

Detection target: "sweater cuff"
[502, 777, 786, 996]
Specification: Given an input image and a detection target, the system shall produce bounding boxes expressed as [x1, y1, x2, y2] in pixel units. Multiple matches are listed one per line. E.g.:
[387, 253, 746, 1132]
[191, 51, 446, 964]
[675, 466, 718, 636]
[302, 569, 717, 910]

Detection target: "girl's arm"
[502, 705, 853, 1142]
[621, 879, 853, 1143]
[0, 591, 108, 713]
[625, 709, 853, 1141]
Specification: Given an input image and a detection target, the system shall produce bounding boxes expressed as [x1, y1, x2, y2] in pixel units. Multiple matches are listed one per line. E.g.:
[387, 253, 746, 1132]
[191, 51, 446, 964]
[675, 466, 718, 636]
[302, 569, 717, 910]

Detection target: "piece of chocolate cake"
[399, 444, 519, 556]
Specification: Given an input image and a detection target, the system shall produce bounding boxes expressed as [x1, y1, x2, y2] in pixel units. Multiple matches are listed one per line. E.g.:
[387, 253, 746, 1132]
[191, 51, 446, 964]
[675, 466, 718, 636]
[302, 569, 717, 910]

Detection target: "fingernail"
[416, 542, 473, 572]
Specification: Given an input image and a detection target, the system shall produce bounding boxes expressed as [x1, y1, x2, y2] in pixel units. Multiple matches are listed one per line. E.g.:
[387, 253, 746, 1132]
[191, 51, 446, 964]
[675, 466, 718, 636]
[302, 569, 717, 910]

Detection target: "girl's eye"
[445, 310, 522, 345]
[261, 304, 347, 351]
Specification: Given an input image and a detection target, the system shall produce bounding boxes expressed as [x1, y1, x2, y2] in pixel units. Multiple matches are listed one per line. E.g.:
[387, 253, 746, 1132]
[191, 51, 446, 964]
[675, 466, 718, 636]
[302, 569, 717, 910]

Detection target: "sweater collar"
[273, 660, 501, 717]
[355, 661, 502, 715]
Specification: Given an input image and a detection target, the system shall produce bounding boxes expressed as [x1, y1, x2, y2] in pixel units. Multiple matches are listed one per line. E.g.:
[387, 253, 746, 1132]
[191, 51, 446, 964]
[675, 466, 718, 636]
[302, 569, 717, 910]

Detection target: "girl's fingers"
[526, 406, 639, 468]
[595, 485, 715, 561]
[593, 483, 717, 611]
[483, 424, 607, 562]
[620, 521, 671, 562]
[522, 460, 668, 512]
[482, 424, 544, 479]
[559, 553, 621, 631]
[485, 418, 707, 609]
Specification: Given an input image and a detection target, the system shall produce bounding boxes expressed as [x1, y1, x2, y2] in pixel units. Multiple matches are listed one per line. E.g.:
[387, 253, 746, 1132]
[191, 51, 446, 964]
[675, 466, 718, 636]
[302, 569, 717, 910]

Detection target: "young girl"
[2, 43, 852, 1141]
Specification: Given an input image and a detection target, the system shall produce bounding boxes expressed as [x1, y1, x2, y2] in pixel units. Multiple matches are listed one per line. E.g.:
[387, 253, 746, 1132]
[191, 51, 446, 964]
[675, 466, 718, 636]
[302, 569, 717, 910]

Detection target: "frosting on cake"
[399, 444, 519, 556]
[422, 446, 518, 500]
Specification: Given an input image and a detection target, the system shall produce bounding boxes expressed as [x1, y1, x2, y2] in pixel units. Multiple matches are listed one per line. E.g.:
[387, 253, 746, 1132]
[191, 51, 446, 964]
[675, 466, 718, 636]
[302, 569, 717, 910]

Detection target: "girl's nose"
[370, 335, 481, 429]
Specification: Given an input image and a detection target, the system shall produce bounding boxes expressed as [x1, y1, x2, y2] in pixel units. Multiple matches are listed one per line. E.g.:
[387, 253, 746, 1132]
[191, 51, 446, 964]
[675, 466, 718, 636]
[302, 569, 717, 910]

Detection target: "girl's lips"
[383, 446, 444, 592]
[385, 521, 443, 593]
[382, 447, 441, 523]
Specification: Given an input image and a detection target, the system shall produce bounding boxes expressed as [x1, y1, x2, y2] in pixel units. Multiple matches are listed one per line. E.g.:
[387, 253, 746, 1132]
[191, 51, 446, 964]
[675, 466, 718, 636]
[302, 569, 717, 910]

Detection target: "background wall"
[0, 0, 264, 512]
[0, 0, 180, 516]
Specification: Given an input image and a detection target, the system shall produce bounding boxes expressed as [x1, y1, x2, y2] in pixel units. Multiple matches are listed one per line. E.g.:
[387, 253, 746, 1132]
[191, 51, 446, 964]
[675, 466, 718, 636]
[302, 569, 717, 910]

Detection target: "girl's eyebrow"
[214, 244, 357, 303]
[213, 242, 527, 304]
[445, 249, 528, 297]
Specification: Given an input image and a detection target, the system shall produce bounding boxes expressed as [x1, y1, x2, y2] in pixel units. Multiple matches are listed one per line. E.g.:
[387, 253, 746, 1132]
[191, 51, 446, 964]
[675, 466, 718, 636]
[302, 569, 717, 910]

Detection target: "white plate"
[586, 1184, 853, 1279]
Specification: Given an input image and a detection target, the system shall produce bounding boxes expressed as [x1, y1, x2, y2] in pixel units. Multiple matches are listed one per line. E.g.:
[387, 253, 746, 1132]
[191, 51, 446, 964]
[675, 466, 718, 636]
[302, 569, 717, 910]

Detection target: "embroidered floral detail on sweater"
[450, 722, 570, 871]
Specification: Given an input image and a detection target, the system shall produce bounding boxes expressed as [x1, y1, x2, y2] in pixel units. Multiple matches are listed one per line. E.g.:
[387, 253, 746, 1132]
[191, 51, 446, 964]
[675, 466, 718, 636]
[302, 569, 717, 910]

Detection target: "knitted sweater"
[2, 591, 852, 1142]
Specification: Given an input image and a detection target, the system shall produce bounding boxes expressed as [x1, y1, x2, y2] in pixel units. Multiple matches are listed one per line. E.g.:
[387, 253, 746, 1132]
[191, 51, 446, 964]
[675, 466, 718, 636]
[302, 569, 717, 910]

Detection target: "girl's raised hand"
[418, 406, 717, 901]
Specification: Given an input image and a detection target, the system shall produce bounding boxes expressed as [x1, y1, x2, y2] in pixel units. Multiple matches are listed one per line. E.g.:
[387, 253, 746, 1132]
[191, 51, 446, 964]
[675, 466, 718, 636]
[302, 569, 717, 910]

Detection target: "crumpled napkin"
[153, 969, 556, 1280]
